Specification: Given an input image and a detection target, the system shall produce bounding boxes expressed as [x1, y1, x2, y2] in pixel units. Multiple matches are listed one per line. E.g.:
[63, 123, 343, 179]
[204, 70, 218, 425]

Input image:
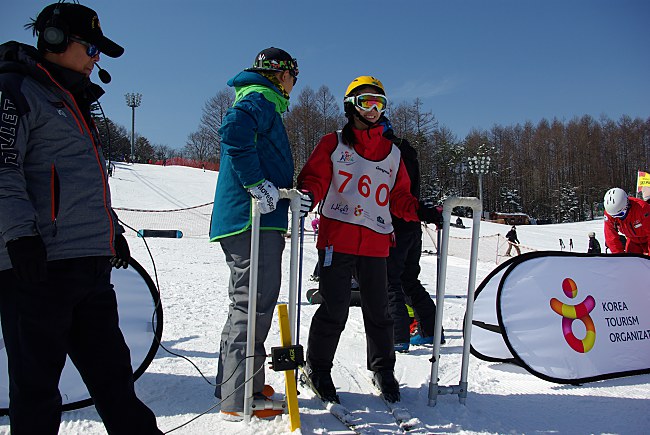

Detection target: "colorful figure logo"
[549, 278, 596, 353]
[339, 151, 355, 164]
[354, 205, 363, 216]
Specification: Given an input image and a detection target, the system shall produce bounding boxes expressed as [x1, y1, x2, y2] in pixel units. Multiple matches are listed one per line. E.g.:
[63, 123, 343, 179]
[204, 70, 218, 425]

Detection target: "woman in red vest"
[297, 76, 441, 404]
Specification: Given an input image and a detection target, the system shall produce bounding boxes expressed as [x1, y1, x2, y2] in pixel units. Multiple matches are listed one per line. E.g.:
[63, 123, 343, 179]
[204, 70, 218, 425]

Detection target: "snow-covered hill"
[2, 162, 647, 434]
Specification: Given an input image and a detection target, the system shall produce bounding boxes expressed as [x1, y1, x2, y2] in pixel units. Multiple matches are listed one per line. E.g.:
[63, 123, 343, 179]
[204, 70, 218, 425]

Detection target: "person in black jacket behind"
[0, 4, 161, 433]
[587, 231, 602, 253]
[386, 137, 444, 352]
[505, 225, 521, 256]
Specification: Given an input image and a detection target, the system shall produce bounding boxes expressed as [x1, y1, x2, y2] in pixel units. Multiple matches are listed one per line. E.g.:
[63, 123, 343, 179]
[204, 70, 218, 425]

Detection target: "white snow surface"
[1, 162, 647, 434]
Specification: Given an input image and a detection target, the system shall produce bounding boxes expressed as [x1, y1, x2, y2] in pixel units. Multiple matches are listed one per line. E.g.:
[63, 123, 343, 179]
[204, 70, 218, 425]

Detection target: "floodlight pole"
[467, 149, 491, 218]
[125, 93, 142, 163]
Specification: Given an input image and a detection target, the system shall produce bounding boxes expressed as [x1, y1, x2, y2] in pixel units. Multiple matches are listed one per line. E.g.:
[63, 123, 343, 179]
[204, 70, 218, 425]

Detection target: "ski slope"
[1, 162, 647, 434]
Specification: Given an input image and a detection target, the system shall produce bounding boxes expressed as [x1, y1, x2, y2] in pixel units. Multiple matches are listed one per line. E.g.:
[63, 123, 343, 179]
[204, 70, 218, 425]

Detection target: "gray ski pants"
[214, 230, 284, 412]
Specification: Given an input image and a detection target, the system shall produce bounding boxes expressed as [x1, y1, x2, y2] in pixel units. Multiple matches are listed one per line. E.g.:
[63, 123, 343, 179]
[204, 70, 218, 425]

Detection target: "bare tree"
[190, 84, 650, 223]
[199, 88, 235, 161]
[314, 85, 342, 136]
[285, 86, 339, 174]
[184, 126, 214, 163]
[152, 144, 173, 161]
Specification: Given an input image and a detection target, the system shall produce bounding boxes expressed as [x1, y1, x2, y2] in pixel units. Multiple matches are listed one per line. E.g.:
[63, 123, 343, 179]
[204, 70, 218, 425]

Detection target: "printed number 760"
[338, 170, 389, 206]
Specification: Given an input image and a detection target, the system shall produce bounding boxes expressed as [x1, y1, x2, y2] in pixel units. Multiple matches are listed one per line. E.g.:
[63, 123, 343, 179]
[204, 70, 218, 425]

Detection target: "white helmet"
[603, 188, 629, 218]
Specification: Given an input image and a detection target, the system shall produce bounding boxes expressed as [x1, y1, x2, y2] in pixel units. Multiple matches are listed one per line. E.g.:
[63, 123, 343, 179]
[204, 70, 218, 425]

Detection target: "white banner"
[0, 257, 162, 413]
[470, 256, 516, 362]
[472, 252, 650, 383]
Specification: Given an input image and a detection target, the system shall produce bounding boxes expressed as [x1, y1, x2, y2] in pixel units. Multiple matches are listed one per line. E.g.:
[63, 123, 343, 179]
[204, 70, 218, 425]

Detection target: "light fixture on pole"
[467, 153, 491, 211]
[124, 93, 142, 163]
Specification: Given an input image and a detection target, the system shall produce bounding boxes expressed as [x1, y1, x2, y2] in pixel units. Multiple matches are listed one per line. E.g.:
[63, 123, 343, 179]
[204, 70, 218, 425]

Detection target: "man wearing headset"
[0, 3, 161, 433]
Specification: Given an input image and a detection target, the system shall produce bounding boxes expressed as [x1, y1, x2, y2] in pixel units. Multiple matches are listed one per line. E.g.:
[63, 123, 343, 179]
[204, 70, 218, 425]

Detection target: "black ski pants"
[307, 251, 395, 373]
[386, 228, 438, 344]
[0, 257, 161, 435]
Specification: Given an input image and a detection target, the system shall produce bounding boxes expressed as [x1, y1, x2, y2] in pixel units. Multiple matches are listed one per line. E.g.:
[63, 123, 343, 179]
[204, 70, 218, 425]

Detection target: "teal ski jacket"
[209, 71, 294, 241]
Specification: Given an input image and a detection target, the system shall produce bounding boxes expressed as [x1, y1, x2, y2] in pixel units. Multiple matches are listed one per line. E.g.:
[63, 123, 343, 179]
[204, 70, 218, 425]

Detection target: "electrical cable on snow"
[96, 90, 275, 430]
[163, 363, 265, 434]
[119, 220, 271, 432]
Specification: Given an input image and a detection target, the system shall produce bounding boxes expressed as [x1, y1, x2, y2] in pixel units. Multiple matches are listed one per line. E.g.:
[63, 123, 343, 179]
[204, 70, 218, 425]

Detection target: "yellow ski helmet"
[345, 76, 385, 97]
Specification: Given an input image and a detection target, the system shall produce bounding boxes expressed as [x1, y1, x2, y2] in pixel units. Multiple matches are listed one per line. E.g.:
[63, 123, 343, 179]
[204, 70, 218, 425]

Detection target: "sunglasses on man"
[69, 36, 100, 57]
[344, 93, 388, 113]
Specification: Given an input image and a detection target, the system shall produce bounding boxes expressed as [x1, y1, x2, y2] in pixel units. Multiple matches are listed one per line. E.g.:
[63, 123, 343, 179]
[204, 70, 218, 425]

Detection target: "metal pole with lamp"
[124, 93, 142, 163]
[467, 153, 491, 218]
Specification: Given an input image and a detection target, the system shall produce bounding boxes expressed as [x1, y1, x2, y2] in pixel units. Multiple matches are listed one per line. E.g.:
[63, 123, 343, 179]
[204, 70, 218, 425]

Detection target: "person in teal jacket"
[210, 47, 309, 421]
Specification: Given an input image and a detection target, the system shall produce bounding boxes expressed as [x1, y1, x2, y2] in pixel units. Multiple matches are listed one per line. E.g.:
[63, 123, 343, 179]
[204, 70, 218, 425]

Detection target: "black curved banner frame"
[468, 253, 523, 364]
[495, 251, 650, 385]
[0, 257, 163, 415]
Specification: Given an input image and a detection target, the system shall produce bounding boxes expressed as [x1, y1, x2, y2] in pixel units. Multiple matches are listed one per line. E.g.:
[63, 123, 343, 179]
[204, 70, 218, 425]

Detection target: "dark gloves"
[417, 202, 444, 228]
[299, 190, 314, 218]
[6, 235, 47, 284]
[110, 234, 130, 269]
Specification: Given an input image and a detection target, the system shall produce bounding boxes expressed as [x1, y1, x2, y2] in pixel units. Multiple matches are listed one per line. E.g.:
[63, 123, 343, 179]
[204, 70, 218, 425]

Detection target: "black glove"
[110, 234, 130, 269]
[299, 190, 314, 218]
[6, 235, 47, 284]
[417, 202, 444, 228]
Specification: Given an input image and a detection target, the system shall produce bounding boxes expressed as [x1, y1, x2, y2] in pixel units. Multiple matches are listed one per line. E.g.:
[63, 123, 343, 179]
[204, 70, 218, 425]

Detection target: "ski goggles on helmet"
[69, 36, 100, 57]
[610, 203, 630, 219]
[344, 93, 388, 113]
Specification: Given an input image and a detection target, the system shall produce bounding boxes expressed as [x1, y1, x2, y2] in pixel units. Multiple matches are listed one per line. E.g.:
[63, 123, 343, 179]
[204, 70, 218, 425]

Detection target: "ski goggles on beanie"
[253, 58, 299, 78]
[344, 93, 388, 113]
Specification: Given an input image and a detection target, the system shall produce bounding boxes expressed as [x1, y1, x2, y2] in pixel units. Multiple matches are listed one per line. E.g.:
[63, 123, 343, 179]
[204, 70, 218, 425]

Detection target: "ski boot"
[305, 366, 340, 404]
[372, 370, 400, 403]
[394, 342, 410, 353]
[410, 331, 446, 345]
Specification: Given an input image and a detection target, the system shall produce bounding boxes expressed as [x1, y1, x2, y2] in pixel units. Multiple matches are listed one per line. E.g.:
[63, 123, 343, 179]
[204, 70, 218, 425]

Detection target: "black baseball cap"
[34, 3, 124, 58]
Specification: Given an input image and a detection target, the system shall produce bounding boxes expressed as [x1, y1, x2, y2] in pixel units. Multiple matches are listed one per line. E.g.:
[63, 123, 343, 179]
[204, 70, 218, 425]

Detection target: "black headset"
[41, 2, 70, 53]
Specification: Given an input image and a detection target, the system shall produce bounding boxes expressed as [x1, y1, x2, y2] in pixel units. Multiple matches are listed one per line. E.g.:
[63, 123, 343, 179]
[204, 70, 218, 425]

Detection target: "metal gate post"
[428, 196, 482, 406]
[243, 190, 301, 422]
[243, 198, 262, 423]
[279, 189, 303, 342]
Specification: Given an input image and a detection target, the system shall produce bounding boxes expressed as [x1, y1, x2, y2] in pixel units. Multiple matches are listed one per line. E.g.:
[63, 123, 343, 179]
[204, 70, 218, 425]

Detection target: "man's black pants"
[386, 228, 438, 344]
[0, 257, 161, 434]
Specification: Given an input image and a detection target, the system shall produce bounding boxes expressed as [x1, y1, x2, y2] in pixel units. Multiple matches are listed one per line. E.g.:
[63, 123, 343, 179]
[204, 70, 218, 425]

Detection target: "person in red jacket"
[298, 76, 441, 404]
[603, 187, 650, 254]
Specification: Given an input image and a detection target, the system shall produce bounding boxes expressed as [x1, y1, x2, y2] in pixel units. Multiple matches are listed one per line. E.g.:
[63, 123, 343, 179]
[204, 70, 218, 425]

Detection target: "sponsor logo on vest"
[330, 203, 349, 215]
[339, 151, 355, 164]
[377, 216, 385, 225]
[354, 205, 363, 216]
[375, 165, 389, 175]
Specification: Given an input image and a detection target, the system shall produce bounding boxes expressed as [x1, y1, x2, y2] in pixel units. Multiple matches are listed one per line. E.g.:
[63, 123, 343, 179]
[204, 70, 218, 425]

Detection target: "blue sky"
[3, 0, 649, 149]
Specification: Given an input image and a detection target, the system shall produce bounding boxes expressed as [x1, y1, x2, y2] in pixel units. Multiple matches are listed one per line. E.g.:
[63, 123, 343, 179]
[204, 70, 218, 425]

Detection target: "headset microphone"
[95, 63, 112, 84]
